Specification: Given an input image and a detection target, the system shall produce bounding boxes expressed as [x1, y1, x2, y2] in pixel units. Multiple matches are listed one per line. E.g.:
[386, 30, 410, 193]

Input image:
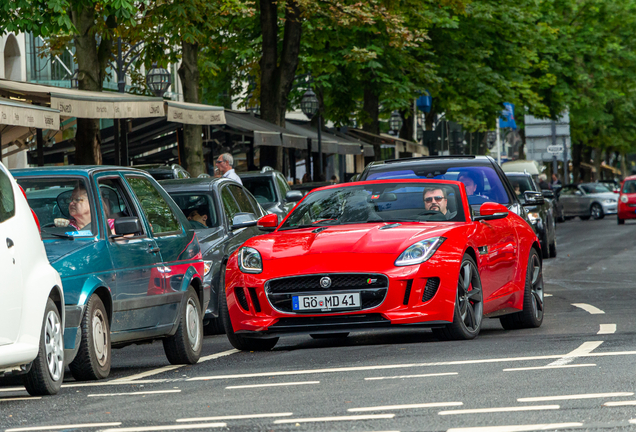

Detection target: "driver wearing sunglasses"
[423, 187, 456, 220]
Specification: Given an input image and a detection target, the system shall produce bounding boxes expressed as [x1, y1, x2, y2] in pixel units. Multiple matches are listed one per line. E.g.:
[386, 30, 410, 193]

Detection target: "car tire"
[23, 299, 64, 396]
[618, 217, 625, 225]
[500, 248, 544, 330]
[163, 286, 203, 365]
[591, 203, 604, 220]
[69, 295, 111, 381]
[220, 265, 278, 351]
[310, 333, 349, 339]
[549, 239, 557, 258]
[204, 316, 225, 335]
[432, 254, 483, 341]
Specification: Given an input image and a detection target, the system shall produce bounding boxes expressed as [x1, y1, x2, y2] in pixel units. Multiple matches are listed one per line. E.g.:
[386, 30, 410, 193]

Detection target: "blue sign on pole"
[499, 102, 517, 129]
[416, 91, 432, 113]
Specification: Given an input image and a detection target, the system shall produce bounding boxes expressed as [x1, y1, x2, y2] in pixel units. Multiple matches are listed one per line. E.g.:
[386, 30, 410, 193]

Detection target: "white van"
[501, 160, 544, 182]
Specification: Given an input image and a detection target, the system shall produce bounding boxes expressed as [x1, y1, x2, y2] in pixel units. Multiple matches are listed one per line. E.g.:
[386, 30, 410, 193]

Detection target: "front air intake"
[248, 288, 261, 313]
[235, 287, 249, 311]
[422, 277, 440, 302]
[403, 280, 413, 305]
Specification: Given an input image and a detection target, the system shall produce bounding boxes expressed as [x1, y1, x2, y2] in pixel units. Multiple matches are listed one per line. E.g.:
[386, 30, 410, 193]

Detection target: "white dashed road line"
[348, 402, 463, 412]
[101, 423, 226, 431]
[365, 372, 458, 381]
[604, 400, 636, 407]
[598, 324, 617, 334]
[572, 303, 605, 314]
[0, 396, 41, 402]
[6, 423, 122, 432]
[547, 341, 603, 366]
[177, 412, 293, 422]
[438, 405, 560, 416]
[273, 414, 395, 424]
[226, 380, 320, 389]
[446, 423, 583, 432]
[519, 392, 633, 402]
[88, 390, 181, 397]
[503, 364, 596, 372]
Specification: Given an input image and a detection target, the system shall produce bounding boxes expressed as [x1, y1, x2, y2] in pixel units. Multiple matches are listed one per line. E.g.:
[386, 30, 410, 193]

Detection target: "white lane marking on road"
[604, 400, 636, 407]
[446, 423, 583, 432]
[548, 341, 603, 366]
[438, 405, 560, 415]
[100, 423, 226, 431]
[629, 418, 636, 423]
[519, 392, 633, 402]
[177, 412, 293, 422]
[365, 372, 458, 381]
[0, 396, 41, 402]
[544, 294, 553, 297]
[226, 380, 319, 390]
[6, 423, 121, 432]
[110, 349, 238, 383]
[572, 303, 605, 314]
[274, 414, 395, 424]
[349, 402, 463, 412]
[503, 364, 596, 372]
[598, 324, 617, 334]
[88, 389, 181, 397]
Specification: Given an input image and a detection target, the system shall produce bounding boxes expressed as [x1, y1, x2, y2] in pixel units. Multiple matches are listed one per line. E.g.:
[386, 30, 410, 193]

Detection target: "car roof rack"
[383, 155, 478, 164]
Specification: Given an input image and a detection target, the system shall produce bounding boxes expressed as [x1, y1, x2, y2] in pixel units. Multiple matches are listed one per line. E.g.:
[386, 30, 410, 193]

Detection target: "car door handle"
[147, 245, 160, 254]
[6, 238, 14, 249]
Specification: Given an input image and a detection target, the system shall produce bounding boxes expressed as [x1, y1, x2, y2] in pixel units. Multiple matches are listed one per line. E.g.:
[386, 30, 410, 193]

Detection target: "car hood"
[250, 222, 461, 260]
[44, 238, 96, 264]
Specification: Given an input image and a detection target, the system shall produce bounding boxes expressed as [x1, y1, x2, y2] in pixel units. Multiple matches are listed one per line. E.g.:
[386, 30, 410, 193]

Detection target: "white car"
[0, 162, 65, 395]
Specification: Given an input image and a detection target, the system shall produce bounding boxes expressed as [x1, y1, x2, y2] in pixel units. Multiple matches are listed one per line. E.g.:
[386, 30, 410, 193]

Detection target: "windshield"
[242, 177, 277, 204]
[366, 165, 509, 206]
[169, 193, 219, 229]
[16, 177, 96, 238]
[581, 183, 611, 194]
[280, 182, 465, 230]
[506, 175, 536, 203]
[622, 180, 636, 194]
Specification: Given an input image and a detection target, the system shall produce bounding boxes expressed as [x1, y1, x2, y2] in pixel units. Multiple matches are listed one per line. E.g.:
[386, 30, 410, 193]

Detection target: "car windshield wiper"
[41, 229, 75, 240]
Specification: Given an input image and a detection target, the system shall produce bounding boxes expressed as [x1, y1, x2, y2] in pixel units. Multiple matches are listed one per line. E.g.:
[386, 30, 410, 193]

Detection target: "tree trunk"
[178, 41, 205, 177]
[571, 142, 582, 184]
[593, 146, 603, 181]
[582, 145, 593, 182]
[72, 7, 107, 165]
[259, 0, 302, 172]
[362, 83, 381, 161]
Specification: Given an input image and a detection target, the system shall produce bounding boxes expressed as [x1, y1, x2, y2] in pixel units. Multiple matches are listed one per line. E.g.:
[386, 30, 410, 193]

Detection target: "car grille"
[265, 273, 388, 314]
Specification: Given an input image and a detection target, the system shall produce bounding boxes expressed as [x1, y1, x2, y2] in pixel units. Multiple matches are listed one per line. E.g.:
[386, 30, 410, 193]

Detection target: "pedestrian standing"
[215, 153, 242, 184]
[551, 173, 562, 188]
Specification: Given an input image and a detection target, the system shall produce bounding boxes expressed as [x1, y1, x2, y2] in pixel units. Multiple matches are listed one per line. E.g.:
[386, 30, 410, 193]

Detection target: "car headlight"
[527, 212, 540, 225]
[621, 195, 628, 203]
[603, 199, 617, 204]
[395, 237, 445, 267]
[238, 247, 263, 273]
[204, 260, 213, 276]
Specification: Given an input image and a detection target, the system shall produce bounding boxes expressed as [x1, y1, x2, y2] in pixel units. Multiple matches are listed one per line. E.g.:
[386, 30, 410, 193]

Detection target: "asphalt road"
[3, 216, 636, 432]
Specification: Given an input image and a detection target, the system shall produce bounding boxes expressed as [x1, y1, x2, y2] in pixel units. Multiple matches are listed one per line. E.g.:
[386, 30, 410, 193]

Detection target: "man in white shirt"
[216, 153, 242, 184]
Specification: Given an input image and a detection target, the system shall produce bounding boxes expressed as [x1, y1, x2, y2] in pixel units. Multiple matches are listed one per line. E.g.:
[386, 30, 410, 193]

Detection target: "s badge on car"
[320, 277, 332, 288]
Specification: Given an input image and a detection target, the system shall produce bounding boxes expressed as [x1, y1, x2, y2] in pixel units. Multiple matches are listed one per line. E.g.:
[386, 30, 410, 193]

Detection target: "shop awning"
[284, 120, 363, 155]
[0, 78, 164, 119]
[347, 128, 428, 156]
[0, 97, 60, 129]
[165, 101, 225, 125]
[224, 111, 307, 149]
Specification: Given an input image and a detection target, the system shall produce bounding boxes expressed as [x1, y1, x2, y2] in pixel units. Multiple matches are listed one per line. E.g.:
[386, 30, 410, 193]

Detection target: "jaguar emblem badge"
[320, 277, 332, 289]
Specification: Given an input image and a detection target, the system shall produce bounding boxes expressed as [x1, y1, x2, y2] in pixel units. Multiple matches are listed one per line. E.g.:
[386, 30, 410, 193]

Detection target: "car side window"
[220, 186, 241, 223]
[97, 177, 141, 238]
[229, 184, 258, 215]
[126, 176, 181, 235]
[0, 166, 15, 223]
[276, 173, 290, 196]
[245, 189, 265, 218]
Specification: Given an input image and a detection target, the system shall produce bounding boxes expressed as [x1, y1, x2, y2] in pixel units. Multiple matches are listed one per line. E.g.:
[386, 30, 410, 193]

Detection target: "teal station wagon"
[12, 166, 209, 380]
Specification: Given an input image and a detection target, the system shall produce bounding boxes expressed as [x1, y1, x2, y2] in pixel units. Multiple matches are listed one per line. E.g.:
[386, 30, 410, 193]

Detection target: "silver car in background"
[559, 182, 618, 220]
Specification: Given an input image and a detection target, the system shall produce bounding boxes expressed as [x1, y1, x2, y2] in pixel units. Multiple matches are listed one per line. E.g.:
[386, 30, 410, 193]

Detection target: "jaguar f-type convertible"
[221, 179, 544, 351]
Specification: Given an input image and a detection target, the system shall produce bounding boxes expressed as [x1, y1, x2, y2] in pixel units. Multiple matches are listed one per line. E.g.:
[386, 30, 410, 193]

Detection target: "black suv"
[239, 167, 303, 221]
[505, 171, 557, 258]
[359, 155, 544, 228]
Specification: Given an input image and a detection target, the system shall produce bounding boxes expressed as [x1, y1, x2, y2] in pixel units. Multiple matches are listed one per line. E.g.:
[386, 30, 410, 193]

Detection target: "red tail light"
[18, 184, 40, 233]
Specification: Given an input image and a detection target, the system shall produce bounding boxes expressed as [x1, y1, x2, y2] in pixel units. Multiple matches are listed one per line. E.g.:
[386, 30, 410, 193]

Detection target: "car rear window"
[367, 165, 510, 206]
[0, 166, 15, 223]
[242, 177, 277, 204]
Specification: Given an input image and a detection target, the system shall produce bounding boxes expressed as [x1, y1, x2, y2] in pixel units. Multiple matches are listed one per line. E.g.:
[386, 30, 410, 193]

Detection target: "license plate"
[292, 293, 361, 311]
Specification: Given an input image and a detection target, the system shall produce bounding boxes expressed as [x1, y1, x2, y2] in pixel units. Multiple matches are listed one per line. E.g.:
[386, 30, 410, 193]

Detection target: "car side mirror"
[541, 190, 555, 199]
[474, 202, 509, 222]
[257, 213, 279, 232]
[112, 217, 143, 237]
[231, 212, 258, 230]
[522, 191, 545, 206]
[285, 190, 304, 203]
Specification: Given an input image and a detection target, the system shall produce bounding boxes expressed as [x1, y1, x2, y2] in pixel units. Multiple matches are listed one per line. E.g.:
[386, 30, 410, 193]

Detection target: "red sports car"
[617, 175, 636, 224]
[221, 179, 544, 351]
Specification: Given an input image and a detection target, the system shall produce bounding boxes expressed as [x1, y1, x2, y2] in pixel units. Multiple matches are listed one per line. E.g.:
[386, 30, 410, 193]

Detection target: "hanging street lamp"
[300, 88, 322, 178]
[389, 110, 403, 135]
[146, 63, 172, 98]
[70, 69, 79, 89]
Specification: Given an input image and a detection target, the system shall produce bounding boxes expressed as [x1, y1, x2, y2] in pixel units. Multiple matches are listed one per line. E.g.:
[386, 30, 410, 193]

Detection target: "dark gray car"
[160, 177, 267, 334]
[239, 168, 303, 221]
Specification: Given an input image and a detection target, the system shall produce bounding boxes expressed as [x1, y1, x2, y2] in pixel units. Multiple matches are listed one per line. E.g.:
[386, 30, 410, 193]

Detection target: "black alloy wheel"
[591, 203, 604, 220]
[500, 248, 544, 329]
[433, 254, 483, 341]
